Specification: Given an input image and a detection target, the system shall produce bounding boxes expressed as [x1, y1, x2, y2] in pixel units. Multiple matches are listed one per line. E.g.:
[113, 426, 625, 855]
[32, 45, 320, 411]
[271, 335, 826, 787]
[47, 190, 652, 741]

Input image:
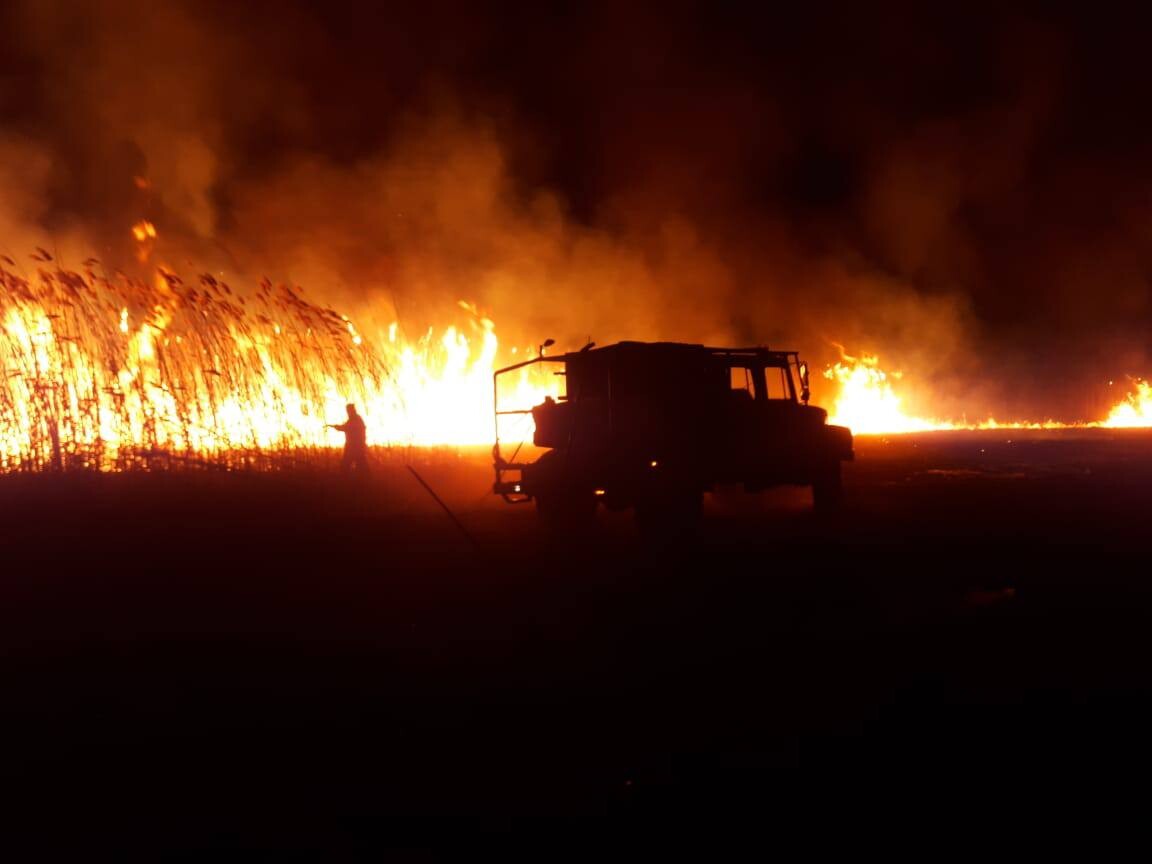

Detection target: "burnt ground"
[2, 430, 1152, 857]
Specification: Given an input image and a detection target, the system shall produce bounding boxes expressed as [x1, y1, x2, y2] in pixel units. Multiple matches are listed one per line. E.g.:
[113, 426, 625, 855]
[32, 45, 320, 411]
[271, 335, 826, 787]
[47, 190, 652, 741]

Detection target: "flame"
[1101, 379, 1152, 428]
[824, 354, 949, 434]
[825, 351, 1071, 433]
[827, 351, 1152, 433]
[0, 259, 555, 470]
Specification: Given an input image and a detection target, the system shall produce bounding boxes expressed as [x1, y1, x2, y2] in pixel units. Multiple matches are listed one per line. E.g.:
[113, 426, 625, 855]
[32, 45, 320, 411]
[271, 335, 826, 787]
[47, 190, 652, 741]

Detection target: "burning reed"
[0, 254, 549, 471]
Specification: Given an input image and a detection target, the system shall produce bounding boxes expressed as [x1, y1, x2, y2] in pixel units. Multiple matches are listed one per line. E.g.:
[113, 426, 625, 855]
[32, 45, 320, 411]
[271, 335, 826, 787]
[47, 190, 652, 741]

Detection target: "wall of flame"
[2, 254, 1150, 472]
[0, 260, 555, 470]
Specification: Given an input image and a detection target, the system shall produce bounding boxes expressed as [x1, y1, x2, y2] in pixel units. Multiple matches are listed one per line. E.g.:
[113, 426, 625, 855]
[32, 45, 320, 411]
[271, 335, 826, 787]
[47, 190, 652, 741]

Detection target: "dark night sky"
[1, 1, 1151, 417]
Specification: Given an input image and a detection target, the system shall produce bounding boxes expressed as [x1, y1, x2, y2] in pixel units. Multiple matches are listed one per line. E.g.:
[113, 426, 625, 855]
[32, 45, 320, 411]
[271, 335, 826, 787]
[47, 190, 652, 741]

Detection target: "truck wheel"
[812, 461, 843, 513]
[530, 449, 597, 535]
[635, 487, 703, 541]
[536, 487, 598, 535]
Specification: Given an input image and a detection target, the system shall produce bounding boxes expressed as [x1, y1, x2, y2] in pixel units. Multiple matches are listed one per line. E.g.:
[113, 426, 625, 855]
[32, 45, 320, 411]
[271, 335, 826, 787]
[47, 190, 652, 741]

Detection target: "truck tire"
[635, 486, 703, 541]
[812, 460, 843, 513]
[536, 486, 598, 534]
[530, 450, 598, 535]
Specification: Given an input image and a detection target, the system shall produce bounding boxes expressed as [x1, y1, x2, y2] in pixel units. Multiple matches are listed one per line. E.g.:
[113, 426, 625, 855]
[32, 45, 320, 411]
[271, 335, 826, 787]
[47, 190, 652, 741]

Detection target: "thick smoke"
[1, 1, 1150, 419]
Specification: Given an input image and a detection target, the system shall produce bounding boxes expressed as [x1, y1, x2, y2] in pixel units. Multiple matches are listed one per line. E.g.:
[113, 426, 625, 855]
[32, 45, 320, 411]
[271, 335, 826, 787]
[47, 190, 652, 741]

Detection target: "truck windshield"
[763, 365, 793, 400]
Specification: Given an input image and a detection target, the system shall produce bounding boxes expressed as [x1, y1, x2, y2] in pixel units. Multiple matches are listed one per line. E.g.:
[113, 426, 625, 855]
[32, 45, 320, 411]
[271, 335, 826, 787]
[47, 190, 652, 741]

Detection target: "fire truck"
[492, 341, 853, 532]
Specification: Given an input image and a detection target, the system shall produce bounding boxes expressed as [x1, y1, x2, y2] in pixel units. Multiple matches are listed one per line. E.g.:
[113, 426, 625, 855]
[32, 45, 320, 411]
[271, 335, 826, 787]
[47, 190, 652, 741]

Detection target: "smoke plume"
[2, 2, 1150, 419]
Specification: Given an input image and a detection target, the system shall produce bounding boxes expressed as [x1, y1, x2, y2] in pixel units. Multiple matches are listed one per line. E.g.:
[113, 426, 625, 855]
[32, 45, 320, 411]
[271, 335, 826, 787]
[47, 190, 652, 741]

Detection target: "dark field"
[4, 430, 1152, 856]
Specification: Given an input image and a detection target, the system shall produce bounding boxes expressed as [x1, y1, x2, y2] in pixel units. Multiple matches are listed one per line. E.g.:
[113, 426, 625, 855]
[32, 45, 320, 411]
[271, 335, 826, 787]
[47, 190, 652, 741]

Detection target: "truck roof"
[556, 340, 800, 365]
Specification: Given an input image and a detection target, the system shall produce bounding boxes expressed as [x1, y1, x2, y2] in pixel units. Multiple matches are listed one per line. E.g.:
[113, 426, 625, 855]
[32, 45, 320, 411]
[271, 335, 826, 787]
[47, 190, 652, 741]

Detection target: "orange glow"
[0, 260, 555, 470]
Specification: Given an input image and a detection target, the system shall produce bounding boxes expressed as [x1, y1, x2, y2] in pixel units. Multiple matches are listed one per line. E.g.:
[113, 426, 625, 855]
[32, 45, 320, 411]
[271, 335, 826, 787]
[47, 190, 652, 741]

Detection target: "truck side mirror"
[799, 361, 811, 404]
[539, 338, 555, 356]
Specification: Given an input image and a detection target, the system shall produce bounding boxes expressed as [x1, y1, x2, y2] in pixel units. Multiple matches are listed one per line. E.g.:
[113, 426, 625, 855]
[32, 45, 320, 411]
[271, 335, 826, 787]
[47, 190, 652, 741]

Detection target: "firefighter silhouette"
[328, 403, 370, 473]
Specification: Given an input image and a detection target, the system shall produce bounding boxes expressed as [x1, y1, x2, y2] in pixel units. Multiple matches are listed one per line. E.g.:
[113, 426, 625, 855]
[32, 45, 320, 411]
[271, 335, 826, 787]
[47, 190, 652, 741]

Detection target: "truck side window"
[730, 366, 754, 399]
